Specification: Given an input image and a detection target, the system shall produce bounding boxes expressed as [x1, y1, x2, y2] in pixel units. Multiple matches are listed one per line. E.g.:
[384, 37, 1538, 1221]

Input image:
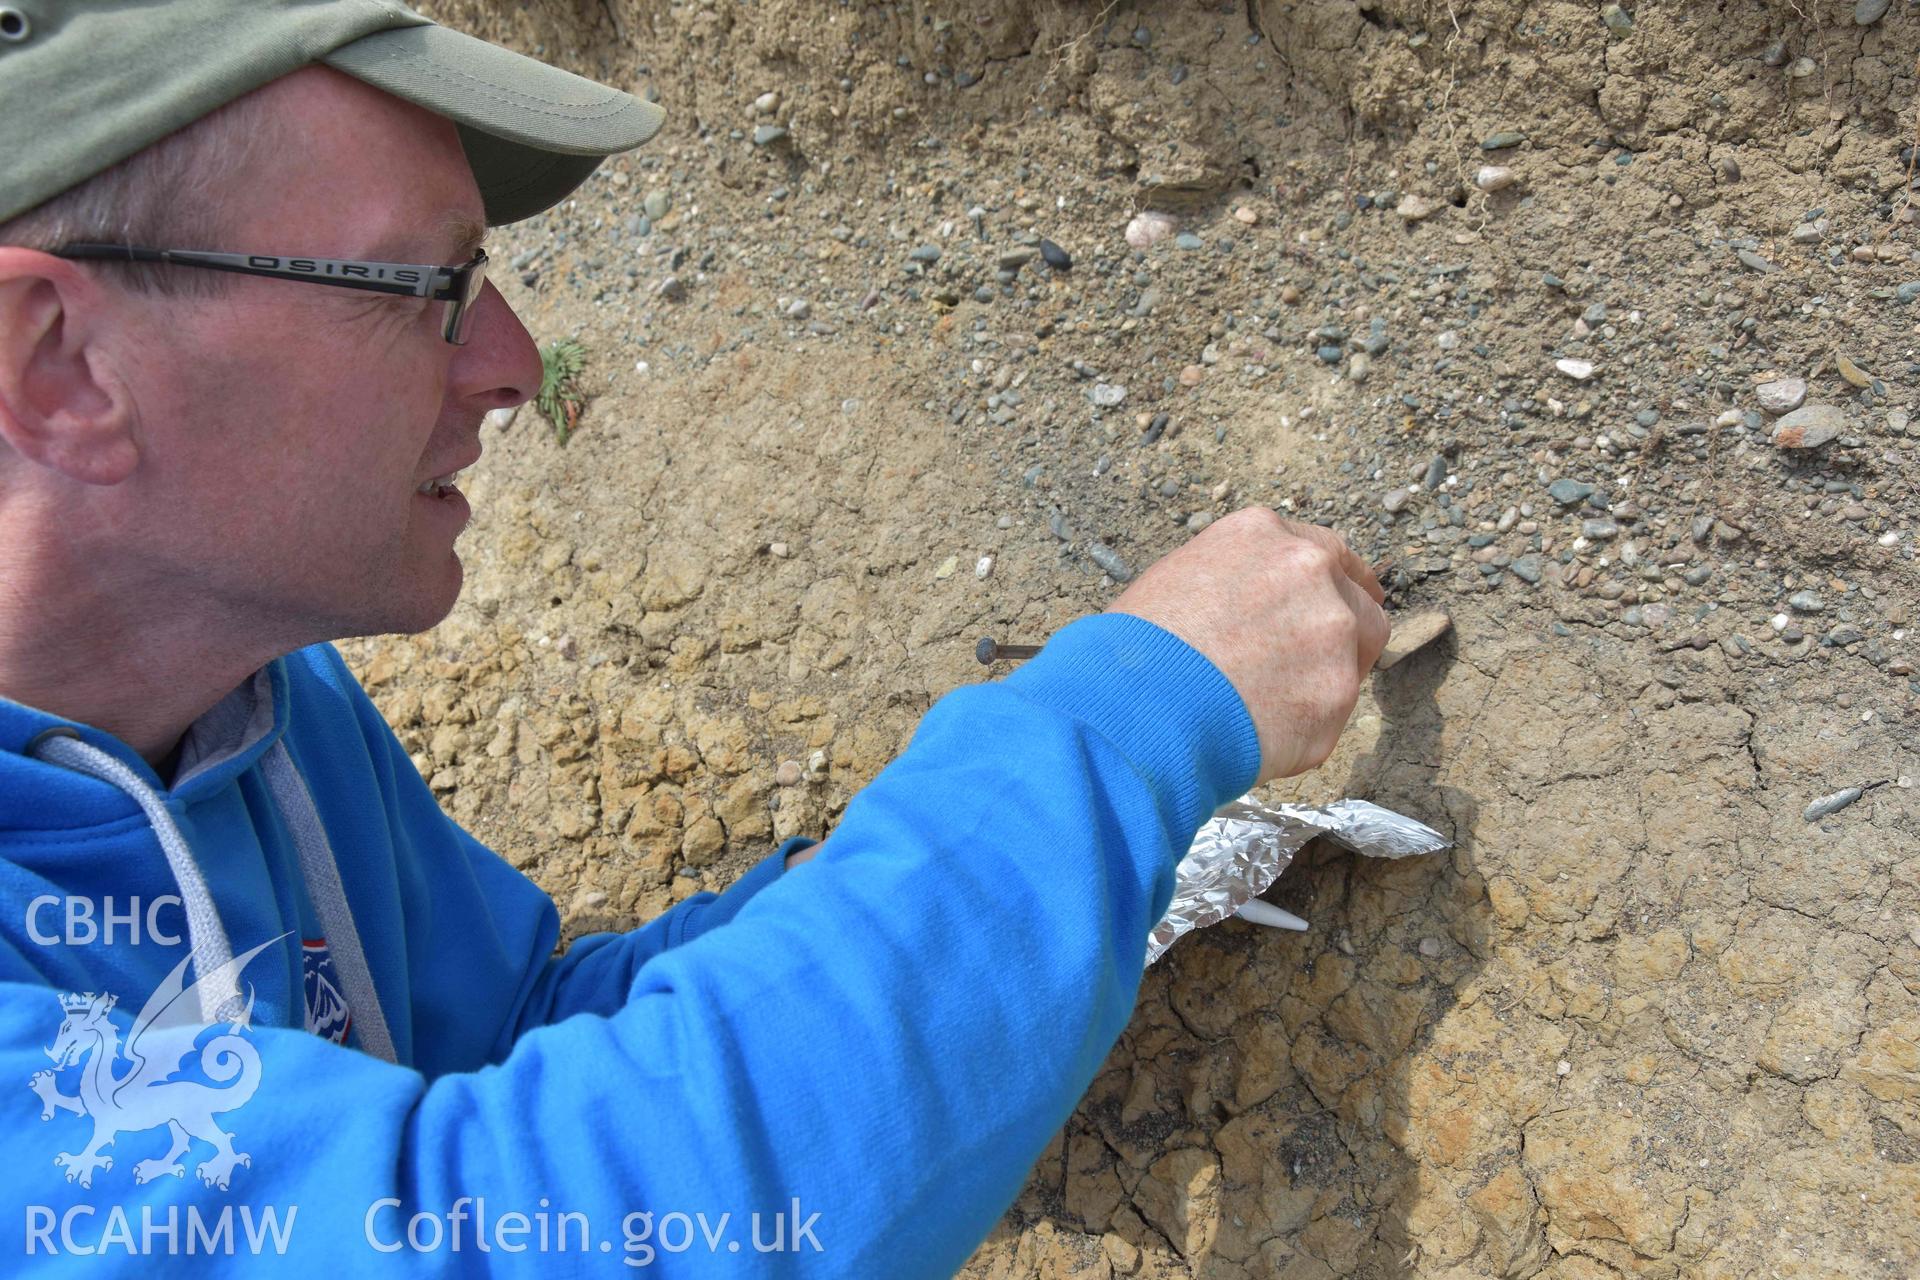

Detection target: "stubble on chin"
[323, 544, 465, 646]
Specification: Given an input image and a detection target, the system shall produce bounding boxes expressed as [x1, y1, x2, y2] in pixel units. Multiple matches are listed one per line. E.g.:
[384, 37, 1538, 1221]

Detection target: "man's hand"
[1105, 507, 1389, 785]
[783, 510, 1382, 862]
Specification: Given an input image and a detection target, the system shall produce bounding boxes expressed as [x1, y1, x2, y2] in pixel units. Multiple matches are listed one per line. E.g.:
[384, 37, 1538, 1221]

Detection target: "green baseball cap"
[0, 0, 667, 227]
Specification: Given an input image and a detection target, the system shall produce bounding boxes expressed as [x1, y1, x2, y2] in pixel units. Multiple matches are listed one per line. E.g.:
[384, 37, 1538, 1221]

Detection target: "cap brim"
[321, 24, 665, 226]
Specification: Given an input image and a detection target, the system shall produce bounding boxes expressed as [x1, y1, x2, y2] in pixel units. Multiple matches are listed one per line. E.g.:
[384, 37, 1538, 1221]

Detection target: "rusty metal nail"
[975, 637, 1042, 665]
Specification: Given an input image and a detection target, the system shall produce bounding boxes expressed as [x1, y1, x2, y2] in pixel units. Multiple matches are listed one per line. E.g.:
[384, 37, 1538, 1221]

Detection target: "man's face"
[106, 65, 541, 649]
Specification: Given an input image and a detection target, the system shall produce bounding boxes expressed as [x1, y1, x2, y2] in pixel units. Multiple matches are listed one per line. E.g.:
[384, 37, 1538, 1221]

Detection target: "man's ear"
[0, 253, 140, 487]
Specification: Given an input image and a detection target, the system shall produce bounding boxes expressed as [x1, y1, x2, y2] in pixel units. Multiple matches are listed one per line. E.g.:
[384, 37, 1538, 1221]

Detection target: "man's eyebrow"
[440, 211, 490, 260]
[370, 213, 488, 264]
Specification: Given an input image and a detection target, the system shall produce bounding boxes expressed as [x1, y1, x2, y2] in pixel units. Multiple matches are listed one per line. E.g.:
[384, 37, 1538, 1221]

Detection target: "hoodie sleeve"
[481, 834, 815, 1033]
[304, 644, 808, 1060]
[0, 613, 1257, 1276]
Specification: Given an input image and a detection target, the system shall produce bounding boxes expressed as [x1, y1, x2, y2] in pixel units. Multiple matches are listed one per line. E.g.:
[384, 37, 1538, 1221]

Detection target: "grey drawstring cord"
[27, 726, 396, 1063]
[259, 740, 395, 1063]
[27, 729, 244, 1025]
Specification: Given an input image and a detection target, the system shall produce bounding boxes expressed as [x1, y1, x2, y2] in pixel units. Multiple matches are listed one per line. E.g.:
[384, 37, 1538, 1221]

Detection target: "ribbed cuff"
[1001, 612, 1261, 838]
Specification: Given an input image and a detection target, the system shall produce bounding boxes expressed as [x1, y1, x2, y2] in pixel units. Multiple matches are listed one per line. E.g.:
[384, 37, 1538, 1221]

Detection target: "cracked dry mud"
[342, 2, 1918, 1275]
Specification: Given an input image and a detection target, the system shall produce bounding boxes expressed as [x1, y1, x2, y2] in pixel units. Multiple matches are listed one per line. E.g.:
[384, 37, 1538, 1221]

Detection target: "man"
[0, 2, 1387, 1274]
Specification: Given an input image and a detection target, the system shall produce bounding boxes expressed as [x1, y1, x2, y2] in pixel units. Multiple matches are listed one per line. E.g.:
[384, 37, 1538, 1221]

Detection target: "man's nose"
[451, 278, 541, 410]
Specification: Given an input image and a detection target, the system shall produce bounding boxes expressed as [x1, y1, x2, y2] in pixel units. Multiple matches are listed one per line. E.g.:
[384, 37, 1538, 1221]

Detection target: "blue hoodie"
[0, 611, 1259, 1276]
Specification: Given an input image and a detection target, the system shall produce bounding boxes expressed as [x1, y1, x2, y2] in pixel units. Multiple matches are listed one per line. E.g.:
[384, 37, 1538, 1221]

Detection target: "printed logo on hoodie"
[301, 940, 350, 1046]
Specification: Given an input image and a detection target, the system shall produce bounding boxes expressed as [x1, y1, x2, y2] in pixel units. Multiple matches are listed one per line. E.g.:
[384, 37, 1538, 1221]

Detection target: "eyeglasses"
[49, 242, 490, 345]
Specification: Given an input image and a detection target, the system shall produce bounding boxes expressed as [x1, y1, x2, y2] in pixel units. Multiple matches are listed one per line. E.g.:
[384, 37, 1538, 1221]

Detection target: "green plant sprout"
[536, 338, 587, 444]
